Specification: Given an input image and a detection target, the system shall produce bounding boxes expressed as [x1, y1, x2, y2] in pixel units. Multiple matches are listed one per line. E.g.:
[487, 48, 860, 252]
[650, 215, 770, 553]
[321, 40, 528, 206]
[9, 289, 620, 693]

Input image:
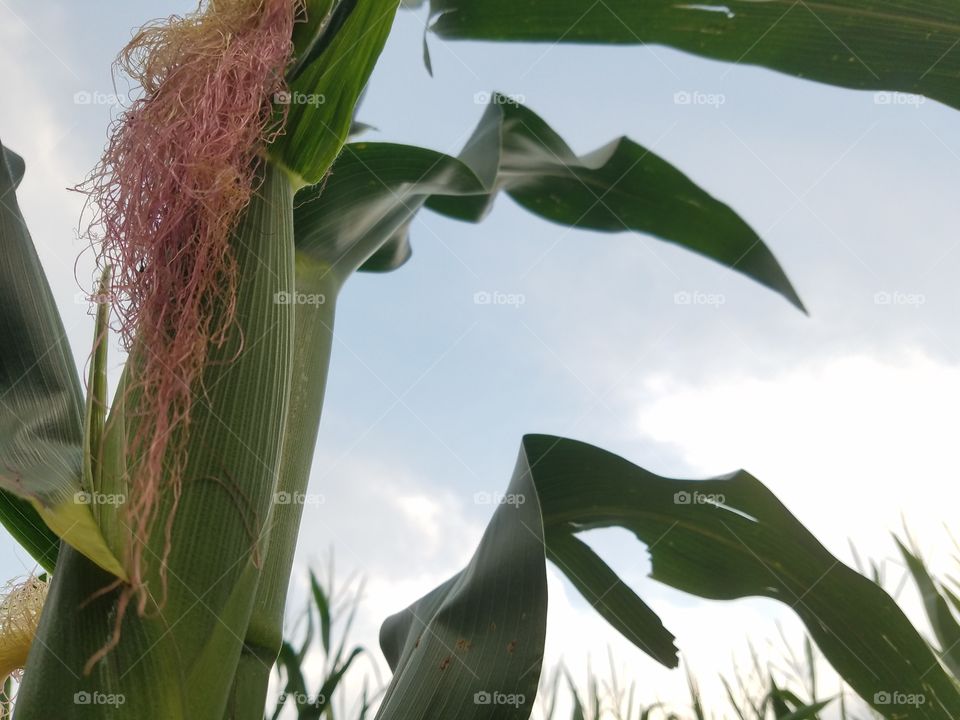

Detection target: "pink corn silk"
[81, 0, 300, 618]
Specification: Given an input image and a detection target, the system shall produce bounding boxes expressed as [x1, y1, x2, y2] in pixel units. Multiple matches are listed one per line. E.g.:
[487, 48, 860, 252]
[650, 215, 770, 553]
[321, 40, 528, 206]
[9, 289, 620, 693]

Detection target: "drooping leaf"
[525, 434, 959, 718]
[295, 96, 804, 309]
[544, 530, 677, 668]
[381, 435, 960, 720]
[376, 448, 548, 720]
[293, 141, 485, 283]
[423, 0, 960, 111]
[0, 141, 124, 578]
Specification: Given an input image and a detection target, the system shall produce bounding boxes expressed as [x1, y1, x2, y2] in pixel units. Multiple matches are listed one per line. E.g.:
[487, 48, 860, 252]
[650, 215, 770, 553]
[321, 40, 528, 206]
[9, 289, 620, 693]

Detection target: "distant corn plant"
[277, 532, 960, 720]
[1, 0, 958, 718]
[268, 565, 380, 720]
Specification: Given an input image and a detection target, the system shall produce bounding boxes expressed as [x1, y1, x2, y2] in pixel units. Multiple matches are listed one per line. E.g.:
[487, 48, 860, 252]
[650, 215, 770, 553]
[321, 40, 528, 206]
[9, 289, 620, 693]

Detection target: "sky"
[2, 1, 960, 717]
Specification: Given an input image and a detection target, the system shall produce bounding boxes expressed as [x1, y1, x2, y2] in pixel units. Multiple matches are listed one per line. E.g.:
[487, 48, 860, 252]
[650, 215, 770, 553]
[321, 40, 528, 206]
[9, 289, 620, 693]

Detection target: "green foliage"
[381, 436, 960, 719]
[269, 568, 377, 720]
[15, 164, 298, 720]
[0, 142, 120, 577]
[2, 1, 958, 718]
[376, 452, 547, 720]
[896, 535, 960, 680]
[421, 0, 960, 110]
[270, 0, 400, 186]
[296, 95, 803, 310]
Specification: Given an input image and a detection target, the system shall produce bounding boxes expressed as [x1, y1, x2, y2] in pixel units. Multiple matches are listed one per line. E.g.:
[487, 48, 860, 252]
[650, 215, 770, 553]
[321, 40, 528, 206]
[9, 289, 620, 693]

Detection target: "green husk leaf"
[0, 140, 123, 578]
[270, 0, 400, 186]
[17, 164, 297, 720]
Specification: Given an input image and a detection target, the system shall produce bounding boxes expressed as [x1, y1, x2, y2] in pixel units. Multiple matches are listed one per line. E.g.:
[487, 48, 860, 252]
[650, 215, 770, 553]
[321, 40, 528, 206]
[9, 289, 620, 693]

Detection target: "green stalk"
[17, 163, 297, 719]
[226, 258, 338, 720]
[224, 188, 399, 718]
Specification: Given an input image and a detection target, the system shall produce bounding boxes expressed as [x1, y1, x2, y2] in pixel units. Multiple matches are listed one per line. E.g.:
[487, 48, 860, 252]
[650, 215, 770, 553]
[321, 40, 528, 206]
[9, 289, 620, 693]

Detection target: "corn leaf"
[381, 435, 960, 720]
[424, 1, 960, 111]
[376, 447, 548, 720]
[896, 536, 960, 679]
[270, 0, 400, 186]
[81, 268, 110, 523]
[17, 163, 297, 720]
[0, 141, 123, 578]
[289, 0, 338, 77]
[295, 95, 803, 309]
[0, 494, 56, 572]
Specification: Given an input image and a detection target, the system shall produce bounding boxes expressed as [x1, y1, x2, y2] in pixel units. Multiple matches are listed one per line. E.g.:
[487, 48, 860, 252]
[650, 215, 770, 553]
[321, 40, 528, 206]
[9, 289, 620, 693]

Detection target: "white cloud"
[634, 349, 958, 572]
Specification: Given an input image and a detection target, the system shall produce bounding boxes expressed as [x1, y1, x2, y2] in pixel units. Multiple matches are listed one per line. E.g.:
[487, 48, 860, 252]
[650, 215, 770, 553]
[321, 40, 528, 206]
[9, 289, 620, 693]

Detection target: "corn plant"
[269, 567, 378, 720]
[0, 0, 958, 718]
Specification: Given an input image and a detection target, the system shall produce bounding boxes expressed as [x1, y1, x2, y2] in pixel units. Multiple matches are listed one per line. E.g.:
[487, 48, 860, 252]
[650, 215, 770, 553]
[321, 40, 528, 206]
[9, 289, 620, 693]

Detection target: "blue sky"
[2, 1, 960, 715]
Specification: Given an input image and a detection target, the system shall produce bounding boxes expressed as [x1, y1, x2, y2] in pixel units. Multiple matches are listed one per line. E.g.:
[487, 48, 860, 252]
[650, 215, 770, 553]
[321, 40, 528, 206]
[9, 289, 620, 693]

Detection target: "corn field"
[1, 1, 958, 718]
